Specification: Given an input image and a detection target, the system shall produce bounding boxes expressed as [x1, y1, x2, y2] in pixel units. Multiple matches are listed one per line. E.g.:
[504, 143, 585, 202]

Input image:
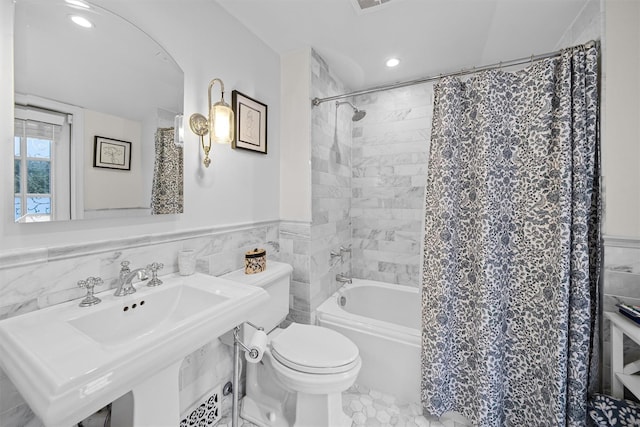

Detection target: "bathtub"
[316, 279, 421, 404]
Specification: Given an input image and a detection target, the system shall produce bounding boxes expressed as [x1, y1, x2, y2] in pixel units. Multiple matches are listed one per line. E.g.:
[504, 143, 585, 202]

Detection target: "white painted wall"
[83, 110, 144, 210]
[603, 0, 640, 238]
[280, 48, 312, 222]
[0, 0, 13, 246]
[0, 0, 281, 250]
[554, 0, 602, 50]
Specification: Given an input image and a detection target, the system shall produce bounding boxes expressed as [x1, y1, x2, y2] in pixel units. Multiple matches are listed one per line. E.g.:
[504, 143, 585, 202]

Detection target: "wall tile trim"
[604, 235, 640, 249]
[0, 219, 280, 270]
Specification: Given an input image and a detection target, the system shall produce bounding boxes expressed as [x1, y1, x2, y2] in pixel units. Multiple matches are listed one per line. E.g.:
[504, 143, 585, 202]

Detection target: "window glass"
[14, 159, 21, 193]
[26, 137, 51, 158]
[14, 136, 21, 156]
[26, 160, 50, 194]
[14, 197, 21, 222]
[26, 196, 51, 217]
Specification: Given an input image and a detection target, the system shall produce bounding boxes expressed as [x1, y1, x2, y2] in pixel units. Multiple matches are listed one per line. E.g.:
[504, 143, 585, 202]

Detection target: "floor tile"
[216, 383, 441, 427]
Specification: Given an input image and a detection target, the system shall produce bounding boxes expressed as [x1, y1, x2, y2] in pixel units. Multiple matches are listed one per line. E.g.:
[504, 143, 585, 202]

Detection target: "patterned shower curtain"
[421, 44, 600, 426]
[151, 127, 183, 214]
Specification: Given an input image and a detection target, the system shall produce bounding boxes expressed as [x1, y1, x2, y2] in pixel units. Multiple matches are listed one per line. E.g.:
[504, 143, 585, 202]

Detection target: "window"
[14, 107, 69, 222]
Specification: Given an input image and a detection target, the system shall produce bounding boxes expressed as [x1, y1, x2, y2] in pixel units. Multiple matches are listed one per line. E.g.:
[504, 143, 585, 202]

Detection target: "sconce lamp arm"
[208, 78, 226, 110]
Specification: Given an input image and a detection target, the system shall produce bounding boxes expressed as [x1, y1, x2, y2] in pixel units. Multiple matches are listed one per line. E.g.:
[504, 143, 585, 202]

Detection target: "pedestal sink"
[0, 272, 269, 427]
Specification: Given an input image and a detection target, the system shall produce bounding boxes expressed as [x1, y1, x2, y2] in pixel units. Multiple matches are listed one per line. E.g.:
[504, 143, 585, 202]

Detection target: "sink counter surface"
[0, 272, 268, 426]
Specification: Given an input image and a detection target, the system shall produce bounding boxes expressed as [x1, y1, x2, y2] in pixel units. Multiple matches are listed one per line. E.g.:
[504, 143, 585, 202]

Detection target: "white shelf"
[607, 311, 640, 399]
[606, 312, 640, 342]
[617, 373, 640, 398]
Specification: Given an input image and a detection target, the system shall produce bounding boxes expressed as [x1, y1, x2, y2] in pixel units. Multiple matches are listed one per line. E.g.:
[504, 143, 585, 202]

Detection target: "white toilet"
[222, 261, 361, 427]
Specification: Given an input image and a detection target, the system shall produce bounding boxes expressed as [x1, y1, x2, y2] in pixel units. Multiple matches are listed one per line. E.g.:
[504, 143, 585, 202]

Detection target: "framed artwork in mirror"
[93, 136, 131, 170]
[232, 90, 267, 154]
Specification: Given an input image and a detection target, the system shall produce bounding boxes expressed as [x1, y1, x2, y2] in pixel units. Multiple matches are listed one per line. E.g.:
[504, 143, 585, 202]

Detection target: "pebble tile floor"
[218, 383, 445, 427]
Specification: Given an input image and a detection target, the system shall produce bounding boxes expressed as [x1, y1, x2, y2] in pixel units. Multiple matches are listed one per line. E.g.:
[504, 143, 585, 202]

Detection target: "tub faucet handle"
[77, 276, 103, 307]
[339, 245, 352, 255]
[330, 250, 342, 259]
[336, 273, 352, 284]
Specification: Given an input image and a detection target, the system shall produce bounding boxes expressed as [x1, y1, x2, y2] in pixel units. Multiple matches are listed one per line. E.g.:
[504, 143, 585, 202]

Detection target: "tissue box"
[245, 248, 266, 274]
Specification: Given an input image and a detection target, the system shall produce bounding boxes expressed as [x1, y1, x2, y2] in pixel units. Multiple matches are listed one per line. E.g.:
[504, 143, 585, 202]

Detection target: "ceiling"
[215, 0, 590, 92]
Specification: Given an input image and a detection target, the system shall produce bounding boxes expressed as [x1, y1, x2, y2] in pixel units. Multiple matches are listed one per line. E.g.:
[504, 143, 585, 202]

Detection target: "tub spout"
[336, 273, 352, 284]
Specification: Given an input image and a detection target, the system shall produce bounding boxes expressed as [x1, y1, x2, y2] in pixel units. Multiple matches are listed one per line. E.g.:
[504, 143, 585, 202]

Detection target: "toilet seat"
[270, 324, 360, 374]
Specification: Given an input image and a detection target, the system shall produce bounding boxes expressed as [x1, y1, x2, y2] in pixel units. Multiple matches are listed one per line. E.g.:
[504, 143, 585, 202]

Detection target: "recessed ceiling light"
[386, 58, 400, 68]
[65, 0, 91, 9]
[70, 15, 93, 28]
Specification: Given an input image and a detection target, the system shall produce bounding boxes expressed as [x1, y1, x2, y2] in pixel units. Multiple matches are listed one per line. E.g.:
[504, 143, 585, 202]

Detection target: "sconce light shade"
[189, 78, 234, 167]
[210, 101, 234, 144]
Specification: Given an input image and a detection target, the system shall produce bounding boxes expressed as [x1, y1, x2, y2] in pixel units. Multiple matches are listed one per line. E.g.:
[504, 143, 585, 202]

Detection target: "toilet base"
[241, 392, 352, 427]
[241, 395, 291, 427]
[294, 391, 352, 427]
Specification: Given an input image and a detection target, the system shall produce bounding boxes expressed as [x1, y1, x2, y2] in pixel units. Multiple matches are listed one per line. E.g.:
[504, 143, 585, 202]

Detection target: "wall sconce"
[189, 78, 235, 167]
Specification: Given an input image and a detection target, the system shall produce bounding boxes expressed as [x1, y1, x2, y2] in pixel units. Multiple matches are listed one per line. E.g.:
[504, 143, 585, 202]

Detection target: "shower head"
[352, 109, 366, 121]
[336, 101, 367, 121]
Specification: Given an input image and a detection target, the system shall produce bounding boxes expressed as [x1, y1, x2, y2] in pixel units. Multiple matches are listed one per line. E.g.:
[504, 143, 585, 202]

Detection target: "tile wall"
[278, 220, 312, 323]
[351, 85, 434, 287]
[0, 220, 279, 426]
[285, 49, 436, 321]
[310, 49, 353, 312]
[274, 48, 356, 323]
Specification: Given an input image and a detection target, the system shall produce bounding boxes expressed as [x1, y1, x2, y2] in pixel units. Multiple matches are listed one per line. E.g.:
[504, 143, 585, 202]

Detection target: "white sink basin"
[0, 273, 268, 427]
[68, 284, 229, 347]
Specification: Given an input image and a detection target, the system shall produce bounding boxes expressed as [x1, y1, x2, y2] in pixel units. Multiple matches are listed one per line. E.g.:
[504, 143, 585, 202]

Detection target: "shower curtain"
[151, 127, 183, 214]
[421, 44, 600, 426]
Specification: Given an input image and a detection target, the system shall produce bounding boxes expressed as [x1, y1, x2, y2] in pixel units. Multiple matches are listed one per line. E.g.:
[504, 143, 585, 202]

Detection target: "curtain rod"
[311, 40, 597, 106]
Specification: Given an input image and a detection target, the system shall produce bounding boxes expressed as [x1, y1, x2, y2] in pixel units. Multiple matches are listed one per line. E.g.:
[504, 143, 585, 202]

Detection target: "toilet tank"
[221, 261, 293, 332]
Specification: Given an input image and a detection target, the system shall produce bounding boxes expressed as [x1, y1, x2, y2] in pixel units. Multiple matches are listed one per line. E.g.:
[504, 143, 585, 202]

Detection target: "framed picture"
[232, 90, 267, 154]
[93, 136, 131, 170]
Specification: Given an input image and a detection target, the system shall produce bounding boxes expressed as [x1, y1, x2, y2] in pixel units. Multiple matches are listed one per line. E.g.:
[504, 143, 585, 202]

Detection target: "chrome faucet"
[336, 273, 352, 284]
[115, 261, 148, 296]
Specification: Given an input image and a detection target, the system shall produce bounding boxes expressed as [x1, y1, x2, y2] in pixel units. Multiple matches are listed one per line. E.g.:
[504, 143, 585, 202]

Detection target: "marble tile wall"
[309, 49, 353, 313]
[0, 220, 279, 426]
[278, 220, 312, 323]
[601, 237, 640, 394]
[351, 84, 434, 287]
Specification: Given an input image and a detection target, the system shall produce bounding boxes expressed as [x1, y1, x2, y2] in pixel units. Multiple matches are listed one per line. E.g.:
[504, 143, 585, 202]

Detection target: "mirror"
[13, 0, 184, 222]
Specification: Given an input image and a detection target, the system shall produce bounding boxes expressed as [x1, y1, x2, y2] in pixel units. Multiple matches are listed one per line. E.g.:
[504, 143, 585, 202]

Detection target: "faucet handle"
[339, 245, 352, 254]
[329, 250, 343, 267]
[146, 262, 164, 287]
[120, 260, 131, 274]
[77, 277, 103, 307]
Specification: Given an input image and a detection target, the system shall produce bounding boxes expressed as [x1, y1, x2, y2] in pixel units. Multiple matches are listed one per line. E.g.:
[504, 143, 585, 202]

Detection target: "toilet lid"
[270, 324, 360, 374]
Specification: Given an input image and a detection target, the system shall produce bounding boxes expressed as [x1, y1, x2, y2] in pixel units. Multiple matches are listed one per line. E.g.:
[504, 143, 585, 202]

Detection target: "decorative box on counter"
[245, 248, 266, 274]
